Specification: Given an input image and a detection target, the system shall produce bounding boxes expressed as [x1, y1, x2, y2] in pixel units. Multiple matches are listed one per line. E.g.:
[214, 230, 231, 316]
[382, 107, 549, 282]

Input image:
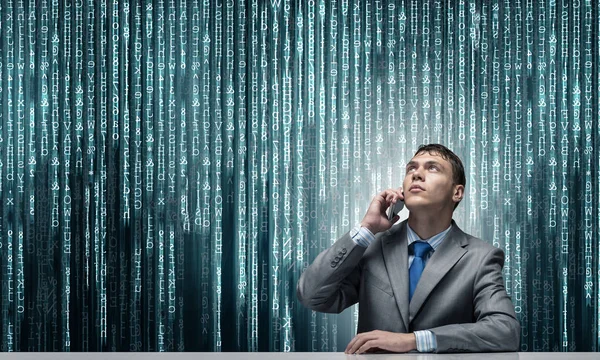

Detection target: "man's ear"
[453, 184, 465, 204]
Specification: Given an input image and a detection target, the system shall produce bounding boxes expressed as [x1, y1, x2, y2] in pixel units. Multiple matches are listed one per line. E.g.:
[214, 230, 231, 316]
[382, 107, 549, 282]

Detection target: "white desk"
[0, 353, 596, 360]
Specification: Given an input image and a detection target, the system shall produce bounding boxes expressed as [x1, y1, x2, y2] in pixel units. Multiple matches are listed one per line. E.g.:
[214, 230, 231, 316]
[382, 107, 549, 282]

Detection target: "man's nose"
[412, 168, 424, 181]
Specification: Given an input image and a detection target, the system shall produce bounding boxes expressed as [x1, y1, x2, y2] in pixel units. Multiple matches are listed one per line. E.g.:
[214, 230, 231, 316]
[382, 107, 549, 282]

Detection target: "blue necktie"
[409, 241, 433, 302]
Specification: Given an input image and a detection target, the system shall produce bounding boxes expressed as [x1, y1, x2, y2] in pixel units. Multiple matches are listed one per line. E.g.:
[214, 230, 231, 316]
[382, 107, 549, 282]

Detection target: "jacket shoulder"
[457, 229, 504, 257]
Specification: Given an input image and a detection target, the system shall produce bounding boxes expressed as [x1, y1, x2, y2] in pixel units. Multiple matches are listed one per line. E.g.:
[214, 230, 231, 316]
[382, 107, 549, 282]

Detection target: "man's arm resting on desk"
[343, 330, 436, 354]
[428, 247, 521, 353]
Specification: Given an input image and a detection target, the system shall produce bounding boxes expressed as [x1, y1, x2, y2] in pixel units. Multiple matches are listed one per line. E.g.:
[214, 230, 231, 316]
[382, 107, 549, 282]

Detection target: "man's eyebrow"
[405, 160, 445, 168]
[406, 161, 417, 168]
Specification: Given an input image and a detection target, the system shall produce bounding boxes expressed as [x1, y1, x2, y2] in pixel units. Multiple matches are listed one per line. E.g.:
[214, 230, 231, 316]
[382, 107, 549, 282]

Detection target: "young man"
[297, 144, 520, 354]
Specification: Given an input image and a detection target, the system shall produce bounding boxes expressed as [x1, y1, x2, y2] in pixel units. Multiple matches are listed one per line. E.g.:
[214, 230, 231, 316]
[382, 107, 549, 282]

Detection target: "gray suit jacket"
[297, 220, 520, 353]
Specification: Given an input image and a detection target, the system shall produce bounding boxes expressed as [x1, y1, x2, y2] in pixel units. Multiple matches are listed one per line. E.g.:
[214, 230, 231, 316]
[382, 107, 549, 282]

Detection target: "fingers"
[347, 337, 367, 354]
[362, 188, 404, 234]
[345, 333, 363, 354]
[345, 333, 368, 353]
[344, 334, 355, 353]
[382, 187, 404, 205]
[344, 331, 363, 353]
[385, 192, 394, 204]
[397, 186, 405, 201]
[356, 339, 379, 354]
[345, 332, 378, 354]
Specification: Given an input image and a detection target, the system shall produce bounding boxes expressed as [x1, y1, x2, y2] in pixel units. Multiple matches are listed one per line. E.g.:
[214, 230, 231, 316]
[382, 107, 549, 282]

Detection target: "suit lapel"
[381, 221, 410, 331]
[409, 223, 469, 323]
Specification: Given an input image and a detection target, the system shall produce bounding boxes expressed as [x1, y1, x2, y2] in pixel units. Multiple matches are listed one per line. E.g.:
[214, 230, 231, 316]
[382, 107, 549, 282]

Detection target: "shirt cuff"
[414, 330, 437, 353]
[350, 224, 376, 248]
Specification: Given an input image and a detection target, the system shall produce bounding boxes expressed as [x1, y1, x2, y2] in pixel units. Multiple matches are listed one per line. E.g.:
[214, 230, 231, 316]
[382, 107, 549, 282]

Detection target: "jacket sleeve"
[296, 231, 368, 314]
[428, 247, 521, 353]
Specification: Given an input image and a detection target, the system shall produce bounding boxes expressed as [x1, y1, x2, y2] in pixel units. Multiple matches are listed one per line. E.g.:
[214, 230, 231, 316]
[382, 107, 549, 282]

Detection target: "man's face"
[402, 151, 462, 212]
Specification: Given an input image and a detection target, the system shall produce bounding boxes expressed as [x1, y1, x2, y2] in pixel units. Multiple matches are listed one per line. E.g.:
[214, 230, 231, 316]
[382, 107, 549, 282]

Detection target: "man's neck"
[407, 212, 453, 240]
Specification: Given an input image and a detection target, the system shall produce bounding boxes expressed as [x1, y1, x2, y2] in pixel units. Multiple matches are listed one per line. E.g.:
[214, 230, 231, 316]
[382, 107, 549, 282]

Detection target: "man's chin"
[406, 201, 452, 217]
[404, 201, 435, 212]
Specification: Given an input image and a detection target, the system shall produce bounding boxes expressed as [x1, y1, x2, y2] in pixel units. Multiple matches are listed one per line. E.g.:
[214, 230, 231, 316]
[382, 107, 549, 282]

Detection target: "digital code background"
[0, 0, 599, 353]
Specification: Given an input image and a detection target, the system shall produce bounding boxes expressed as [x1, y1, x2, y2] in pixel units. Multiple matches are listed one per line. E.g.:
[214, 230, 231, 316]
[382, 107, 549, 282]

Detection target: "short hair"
[413, 144, 466, 208]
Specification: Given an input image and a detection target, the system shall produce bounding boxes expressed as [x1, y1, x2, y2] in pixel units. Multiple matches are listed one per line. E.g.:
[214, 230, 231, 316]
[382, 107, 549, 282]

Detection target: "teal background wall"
[0, 0, 599, 352]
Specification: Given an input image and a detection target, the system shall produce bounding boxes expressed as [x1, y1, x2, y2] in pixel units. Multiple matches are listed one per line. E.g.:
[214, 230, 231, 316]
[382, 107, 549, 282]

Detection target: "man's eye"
[429, 166, 438, 171]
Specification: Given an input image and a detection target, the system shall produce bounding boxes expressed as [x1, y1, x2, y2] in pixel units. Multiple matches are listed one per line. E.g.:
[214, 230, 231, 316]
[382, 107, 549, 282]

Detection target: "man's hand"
[344, 330, 417, 354]
[360, 187, 404, 235]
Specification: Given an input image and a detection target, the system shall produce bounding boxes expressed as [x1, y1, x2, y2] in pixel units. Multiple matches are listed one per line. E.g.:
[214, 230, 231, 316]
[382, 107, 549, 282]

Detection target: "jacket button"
[330, 261, 336, 267]
[341, 248, 347, 254]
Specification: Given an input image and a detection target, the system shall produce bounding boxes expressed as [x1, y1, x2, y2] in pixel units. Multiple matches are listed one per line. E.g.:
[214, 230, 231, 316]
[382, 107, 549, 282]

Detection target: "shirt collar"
[406, 223, 453, 251]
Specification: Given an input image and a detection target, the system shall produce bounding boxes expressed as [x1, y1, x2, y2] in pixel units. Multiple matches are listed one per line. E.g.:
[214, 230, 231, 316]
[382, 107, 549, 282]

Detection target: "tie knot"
[411, 241, 433, 258]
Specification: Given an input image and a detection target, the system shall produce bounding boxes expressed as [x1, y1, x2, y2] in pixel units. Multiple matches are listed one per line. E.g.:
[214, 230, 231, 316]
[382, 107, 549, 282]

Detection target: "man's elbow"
[296, 279, 343, 314]
[509, 318, 521, 351]
[500, 316, 521, 352]
[296, 278, 321, 311]
[479, 315, 521, 352]
[296, 280, 312, 308]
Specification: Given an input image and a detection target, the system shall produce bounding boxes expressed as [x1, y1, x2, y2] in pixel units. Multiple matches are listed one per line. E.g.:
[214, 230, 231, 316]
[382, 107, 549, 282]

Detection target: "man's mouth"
[409, 185, 425, 192]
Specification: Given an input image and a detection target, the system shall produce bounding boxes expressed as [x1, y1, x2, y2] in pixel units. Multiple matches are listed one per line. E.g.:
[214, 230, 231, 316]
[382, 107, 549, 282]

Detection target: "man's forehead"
[409, 152, 450, 165]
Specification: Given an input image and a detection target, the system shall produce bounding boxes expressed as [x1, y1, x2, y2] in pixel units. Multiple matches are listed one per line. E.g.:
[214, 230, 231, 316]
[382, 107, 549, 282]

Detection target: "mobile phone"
[387, 200, 404, 222]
